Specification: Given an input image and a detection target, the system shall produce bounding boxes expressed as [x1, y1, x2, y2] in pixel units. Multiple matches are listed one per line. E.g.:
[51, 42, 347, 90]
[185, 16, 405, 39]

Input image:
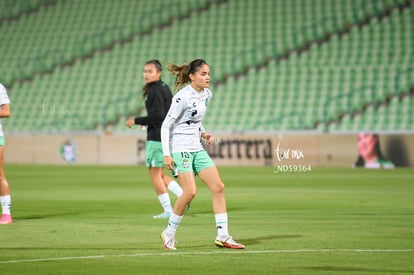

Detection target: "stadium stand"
[206, 0, 413, 132]
[0, 0, 57, 24]
[1, 0, 226, 132]
[0, 0, 222, 87]
[0, 0, 412, 133]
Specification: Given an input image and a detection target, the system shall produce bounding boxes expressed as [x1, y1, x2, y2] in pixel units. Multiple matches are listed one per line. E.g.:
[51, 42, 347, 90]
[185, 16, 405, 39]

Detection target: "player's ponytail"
[167, 59, 208, 91]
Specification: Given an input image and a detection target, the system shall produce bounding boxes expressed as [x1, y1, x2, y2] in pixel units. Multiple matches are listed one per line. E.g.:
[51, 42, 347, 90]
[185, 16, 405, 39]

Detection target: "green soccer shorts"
[172, 150, 215, 175]
[145, 140, 164, 168]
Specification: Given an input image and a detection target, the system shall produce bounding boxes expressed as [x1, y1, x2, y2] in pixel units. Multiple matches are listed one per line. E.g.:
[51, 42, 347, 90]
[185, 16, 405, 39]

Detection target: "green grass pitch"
[1, 165, 413, 274]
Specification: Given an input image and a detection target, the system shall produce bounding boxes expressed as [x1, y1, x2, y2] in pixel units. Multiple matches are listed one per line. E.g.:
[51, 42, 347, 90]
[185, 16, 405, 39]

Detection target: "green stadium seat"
[1, 0, 412, 133]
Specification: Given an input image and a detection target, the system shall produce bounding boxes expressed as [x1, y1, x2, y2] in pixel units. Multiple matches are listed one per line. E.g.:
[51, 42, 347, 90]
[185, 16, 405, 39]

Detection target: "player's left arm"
[200, 91, 216, 144]
[200, 123, 215, 145]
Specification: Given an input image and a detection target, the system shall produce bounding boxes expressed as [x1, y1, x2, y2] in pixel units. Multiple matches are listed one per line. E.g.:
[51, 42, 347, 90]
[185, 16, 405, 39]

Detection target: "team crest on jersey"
[182, 159, 190, 169]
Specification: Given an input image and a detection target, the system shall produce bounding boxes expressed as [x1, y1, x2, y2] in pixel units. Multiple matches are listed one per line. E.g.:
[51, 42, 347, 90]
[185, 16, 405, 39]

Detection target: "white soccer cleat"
[161, 230, 176, 250]
[214, 235, 245, 249]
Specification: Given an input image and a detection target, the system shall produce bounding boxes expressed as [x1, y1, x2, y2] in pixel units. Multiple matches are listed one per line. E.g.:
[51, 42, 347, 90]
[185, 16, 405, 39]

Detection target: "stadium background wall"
[4, 134, 414, 167]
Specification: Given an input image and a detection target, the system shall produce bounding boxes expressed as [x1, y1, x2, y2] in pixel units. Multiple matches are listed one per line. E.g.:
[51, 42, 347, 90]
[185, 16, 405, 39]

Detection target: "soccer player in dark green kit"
[126, 60, 183, 219]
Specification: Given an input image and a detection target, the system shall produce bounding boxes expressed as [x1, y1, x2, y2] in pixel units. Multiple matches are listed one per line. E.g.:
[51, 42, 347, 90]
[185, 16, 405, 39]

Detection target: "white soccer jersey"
[161, 85, 212, 156]
[0, 84, 10, 137]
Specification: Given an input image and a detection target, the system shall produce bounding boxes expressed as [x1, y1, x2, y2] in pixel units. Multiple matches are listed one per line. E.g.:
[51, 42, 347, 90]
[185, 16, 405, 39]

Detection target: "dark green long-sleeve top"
[134, 80, 172, 141]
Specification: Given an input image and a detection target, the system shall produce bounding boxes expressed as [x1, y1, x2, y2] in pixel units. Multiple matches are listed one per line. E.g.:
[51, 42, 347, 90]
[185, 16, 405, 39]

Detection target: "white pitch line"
[1, 249, 413, 264]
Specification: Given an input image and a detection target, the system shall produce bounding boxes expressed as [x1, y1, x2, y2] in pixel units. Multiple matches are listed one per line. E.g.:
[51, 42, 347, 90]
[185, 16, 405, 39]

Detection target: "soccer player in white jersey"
[0, 83, 12, 224]
[160, 59, 244, 250]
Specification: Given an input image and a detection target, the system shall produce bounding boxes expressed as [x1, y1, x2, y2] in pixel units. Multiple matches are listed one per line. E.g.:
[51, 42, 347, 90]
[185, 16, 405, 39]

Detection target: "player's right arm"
[161, 115, 175, 170]
[134, 89, 165, 125]
[161, 92, 186, 169]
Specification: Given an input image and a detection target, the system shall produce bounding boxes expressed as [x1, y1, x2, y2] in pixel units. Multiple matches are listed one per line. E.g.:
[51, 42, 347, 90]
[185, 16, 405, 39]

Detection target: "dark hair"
[143, 59, 162, 98]
[167, 59, 208, 91]
[354, 133, 387, 167]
